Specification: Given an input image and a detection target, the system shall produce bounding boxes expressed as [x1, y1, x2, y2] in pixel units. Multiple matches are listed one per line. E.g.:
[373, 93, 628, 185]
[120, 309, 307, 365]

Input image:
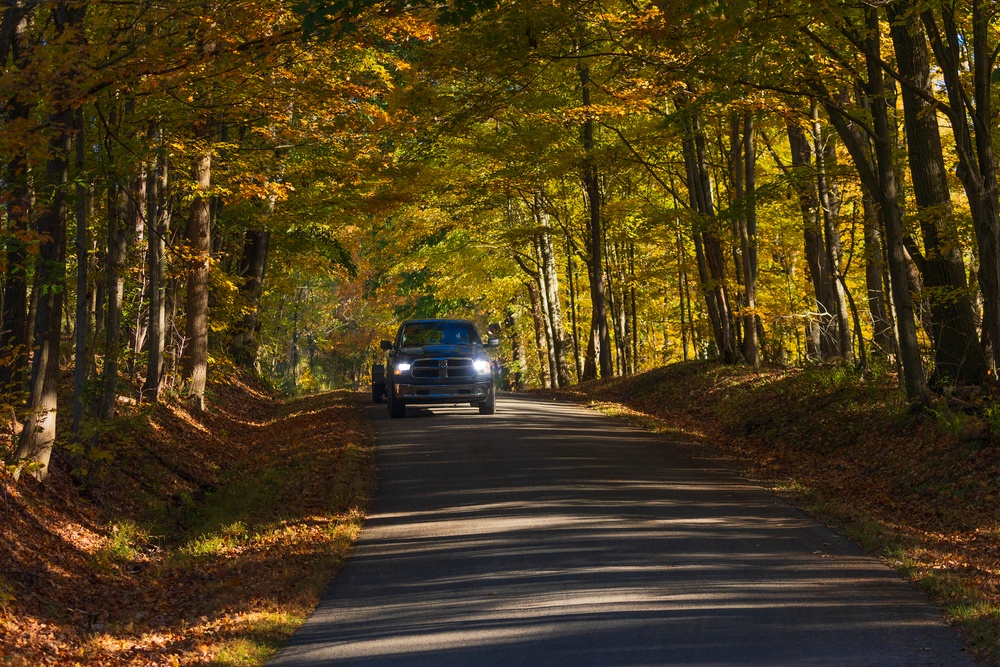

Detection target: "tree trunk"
[143, 139, 170, 400]
[526, 280, 550, 389]
[922, 7, 1000, 367]
[788, 123, 837, 359]
[811, 103, 852, 361]
[71, 107, 89, 439]
[99, 176, 126, 420]
[0, 7, 31, 395]
[231, 228, 270, 369]
[15, 2, 85, 479]
[535, 194, 571, 387]
[533, 238, 558, 386]
[862, 189, 895, 355]
[182, 146, 212, 411]
[567, 235, 581, 380]
[682, 111, 736, 362]
[740, 114, 760, 366]
[580, 63, 611, 380]
[861, 7, 927, 401]
[888, 3, 987, 384]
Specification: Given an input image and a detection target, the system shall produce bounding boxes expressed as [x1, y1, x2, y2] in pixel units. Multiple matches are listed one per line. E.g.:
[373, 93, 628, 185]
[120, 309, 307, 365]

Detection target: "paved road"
[270, 394, 974, 666]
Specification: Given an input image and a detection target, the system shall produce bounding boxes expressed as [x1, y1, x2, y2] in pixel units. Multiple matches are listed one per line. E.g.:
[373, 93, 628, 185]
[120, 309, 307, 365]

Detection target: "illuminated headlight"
[394, 362, 411, 375]
[473, 359, 491, 374]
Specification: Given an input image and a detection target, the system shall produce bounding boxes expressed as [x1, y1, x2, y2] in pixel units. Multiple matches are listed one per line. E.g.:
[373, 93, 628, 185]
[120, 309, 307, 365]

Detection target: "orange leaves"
[1, 382, 374, 666]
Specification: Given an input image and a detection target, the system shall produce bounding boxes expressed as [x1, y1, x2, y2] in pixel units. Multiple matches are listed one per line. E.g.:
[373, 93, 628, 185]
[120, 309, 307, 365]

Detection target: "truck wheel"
[478, 386, 496, 415]
[389, 386, 406, 418]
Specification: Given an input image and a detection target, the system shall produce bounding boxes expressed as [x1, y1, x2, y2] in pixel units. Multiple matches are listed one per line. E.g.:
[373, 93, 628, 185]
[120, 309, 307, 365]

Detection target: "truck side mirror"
[380, 340, 393, 351]
[486, 338, 500, 348]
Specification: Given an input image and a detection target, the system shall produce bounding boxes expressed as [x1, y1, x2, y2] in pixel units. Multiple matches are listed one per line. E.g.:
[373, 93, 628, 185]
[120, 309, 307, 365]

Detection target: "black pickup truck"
[372, 319, 499, 418]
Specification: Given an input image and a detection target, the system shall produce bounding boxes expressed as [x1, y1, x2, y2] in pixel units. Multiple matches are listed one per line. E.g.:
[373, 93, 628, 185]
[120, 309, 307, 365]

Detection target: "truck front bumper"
[394, 381, 492, 404]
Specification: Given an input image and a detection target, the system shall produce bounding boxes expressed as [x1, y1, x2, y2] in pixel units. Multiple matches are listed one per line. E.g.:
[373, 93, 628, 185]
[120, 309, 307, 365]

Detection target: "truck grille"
[411, 358, 475, 379]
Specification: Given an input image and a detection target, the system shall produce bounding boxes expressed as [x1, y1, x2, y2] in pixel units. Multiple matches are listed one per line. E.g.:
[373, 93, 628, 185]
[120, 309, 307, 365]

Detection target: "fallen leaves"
[0, 378, 375, 666]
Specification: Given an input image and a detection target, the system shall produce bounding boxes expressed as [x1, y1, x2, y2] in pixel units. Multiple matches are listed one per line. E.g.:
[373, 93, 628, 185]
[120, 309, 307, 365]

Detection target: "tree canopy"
[0, 0, 998, 478]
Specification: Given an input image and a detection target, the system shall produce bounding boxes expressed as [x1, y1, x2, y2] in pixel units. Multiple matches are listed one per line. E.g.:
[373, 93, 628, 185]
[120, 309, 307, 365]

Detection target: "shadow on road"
[272, 395, 972, 666]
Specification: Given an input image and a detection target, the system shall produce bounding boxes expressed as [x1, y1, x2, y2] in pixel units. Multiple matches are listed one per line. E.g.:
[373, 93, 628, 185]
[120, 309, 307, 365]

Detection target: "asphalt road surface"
[270, 394, 974, 666]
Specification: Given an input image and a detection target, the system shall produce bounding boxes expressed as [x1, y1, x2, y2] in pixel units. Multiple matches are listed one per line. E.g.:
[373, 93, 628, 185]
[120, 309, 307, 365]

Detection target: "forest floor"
[539, 360, 1000, 665]
[0, 370, 376, 666]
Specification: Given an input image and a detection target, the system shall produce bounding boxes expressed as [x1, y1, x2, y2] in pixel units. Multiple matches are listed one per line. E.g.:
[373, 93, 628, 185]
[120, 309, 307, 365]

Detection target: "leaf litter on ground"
[0, 373, 375, 666]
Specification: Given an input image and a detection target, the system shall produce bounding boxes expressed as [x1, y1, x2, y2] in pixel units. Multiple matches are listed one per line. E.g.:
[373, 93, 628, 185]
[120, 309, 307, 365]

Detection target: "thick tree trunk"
[182, 147, 212, 411]
[922, 7, 1000, 367]
[888, 4, 987, 384]
[15, 2, 85, 479]
[1, 8, 31, 393]
[862, 8, 927, 401]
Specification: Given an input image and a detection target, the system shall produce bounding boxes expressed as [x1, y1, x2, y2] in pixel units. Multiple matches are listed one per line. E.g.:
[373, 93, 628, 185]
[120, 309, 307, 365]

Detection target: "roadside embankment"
[1, 374, 375, 666]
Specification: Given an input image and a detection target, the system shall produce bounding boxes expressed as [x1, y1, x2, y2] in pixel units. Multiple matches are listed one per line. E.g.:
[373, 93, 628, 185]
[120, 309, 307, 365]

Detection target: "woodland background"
[4, 0, 1000, 664]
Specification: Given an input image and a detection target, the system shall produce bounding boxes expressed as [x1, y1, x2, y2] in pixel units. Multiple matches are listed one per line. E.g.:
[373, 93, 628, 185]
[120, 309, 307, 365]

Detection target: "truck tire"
[478, 385, 496, 415]
[372, 364, 386, 404]
[388, 385, 406, 418]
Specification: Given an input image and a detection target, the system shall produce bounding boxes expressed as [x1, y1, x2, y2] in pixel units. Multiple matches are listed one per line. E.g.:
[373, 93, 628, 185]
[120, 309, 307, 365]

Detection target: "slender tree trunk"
[143, 139, 169, 400]
[740, 115, 760, 366]
[567, 236, 581, 380]
[71, 107, 89, 439]
[231, 228, 270, 369]
[526, 280, 550, 389]
[862, 189, 895, 355]
[580, 63, 611, 379]
[535, 194, 571, 387]
[534, 238, 558, 386]
[788, 123, 836, 359]
[629, 243, 639, 372]
[677, 229, 689, 361]
[182, 144, 212, 411]
[682, 112, 736, 362]
[99, 176, 125, 421]
[811, 103, 852, 361]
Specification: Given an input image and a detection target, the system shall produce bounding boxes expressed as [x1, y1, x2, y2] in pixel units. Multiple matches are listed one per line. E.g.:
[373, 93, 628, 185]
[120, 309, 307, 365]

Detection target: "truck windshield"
[401, 322, 479, 346]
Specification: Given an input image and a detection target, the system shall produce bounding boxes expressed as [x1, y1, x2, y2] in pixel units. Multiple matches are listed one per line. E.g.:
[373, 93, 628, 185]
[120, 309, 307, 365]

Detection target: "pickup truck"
[372, 319, 499, 418]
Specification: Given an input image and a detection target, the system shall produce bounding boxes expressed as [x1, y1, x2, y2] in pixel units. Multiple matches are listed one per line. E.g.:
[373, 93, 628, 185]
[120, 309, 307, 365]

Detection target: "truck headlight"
[394, 362, 411, 375]
[473, 359, 490, 374]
